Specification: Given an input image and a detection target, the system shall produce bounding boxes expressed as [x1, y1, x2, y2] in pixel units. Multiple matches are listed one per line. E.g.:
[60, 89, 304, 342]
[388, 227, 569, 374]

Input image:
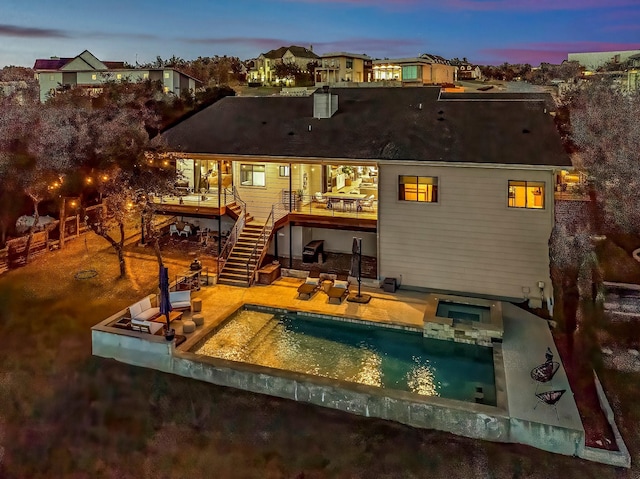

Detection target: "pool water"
[436, 301, 491, 323]
[192, 307, 496, 405]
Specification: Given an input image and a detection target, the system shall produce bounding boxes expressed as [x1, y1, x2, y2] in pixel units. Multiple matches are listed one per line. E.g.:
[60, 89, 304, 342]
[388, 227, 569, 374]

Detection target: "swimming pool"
[192, 306, 496, 405]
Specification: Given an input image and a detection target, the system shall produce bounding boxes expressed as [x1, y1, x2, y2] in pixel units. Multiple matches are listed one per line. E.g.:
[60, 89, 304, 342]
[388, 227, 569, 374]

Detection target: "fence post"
[76, 214, 80, 238]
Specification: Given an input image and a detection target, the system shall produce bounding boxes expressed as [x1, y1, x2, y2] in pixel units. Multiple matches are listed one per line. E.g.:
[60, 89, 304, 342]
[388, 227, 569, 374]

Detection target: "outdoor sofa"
[169, 290, 191, 311]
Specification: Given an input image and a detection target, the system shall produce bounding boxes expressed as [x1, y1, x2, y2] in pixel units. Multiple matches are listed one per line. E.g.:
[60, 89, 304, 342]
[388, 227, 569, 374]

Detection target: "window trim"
[278, 165, 290, 177]
[240, 164, 267, 187]
[398, 175, 439, 203]
[508, 180, 545, 209]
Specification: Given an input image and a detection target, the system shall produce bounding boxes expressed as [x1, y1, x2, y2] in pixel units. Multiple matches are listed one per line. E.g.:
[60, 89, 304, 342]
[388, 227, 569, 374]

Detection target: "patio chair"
[169, 223, 179, 236]
[326, 273, 350, 304]
[530, 360, 560, 392]
[534, 389, 566, 421]
[179, 224, 192, 237]
[297, 267, 322, 300]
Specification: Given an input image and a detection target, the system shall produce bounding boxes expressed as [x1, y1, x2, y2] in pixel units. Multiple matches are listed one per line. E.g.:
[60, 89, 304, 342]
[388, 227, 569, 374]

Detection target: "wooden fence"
[0, 204, 103, 276]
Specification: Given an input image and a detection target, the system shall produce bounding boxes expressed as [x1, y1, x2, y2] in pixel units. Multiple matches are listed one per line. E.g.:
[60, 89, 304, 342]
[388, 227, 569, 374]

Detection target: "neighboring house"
[249, 45, 319, 85]
[315, 52, 373, 84]
[456, 63, 483, 81]
[372, 54, 456, 85]
[33, 50, 201, 102]
[161, 87, 572, 307]
[568, 50, 640, 71]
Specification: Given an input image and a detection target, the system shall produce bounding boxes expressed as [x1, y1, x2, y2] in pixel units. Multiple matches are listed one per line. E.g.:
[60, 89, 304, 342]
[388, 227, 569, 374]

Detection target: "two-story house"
[315, 52, 373, 85]
[372, 54, 456, 85]
[160, 87, 572, 308]
[456, 63, 483, 81]
[33, 50, 201, 102]
[249, 46, 319, 85]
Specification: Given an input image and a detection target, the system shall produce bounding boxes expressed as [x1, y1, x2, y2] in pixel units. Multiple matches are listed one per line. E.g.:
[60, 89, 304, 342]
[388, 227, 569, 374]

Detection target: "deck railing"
[245, 210, 274, 285]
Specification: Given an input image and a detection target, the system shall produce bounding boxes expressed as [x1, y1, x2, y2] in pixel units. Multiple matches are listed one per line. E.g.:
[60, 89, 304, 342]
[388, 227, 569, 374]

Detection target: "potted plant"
[296, 189, 304, 211]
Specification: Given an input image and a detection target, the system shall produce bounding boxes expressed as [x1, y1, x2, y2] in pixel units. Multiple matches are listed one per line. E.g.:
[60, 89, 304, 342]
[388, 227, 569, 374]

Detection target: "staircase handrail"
[217, 188, 246, 275]
[245, 210, 274, 285]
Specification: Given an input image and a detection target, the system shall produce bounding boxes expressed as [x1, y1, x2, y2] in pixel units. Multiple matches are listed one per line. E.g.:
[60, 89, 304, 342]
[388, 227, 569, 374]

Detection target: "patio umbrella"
[347, 237, 371, 303]
[159, 264, 174, 340]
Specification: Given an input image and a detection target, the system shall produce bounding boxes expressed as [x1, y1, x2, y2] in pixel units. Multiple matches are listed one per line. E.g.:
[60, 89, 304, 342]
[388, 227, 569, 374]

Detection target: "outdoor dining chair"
[169, 224, 179, 236]
[179, 225, 192, 237]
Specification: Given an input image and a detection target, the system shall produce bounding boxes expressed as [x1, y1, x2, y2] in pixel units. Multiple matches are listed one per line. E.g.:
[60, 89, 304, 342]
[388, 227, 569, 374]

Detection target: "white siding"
[234, 161, 303, 221]
[378, 163, 555, 301]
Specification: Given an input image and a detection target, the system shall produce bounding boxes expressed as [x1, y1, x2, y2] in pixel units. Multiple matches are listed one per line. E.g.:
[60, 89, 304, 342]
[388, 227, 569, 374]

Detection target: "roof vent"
[288, 131, 295, 136]
[522, 129, 530, 134]
[308, 125, 312, 132]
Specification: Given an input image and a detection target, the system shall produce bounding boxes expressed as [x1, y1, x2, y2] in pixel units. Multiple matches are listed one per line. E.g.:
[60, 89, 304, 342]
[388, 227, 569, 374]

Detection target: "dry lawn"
[0, 230, 637, 478]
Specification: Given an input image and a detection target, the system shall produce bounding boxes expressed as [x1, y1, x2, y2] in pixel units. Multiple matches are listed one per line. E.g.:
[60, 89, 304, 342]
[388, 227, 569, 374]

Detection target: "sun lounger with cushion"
[326, 274, 350, 304]
[297, 267, 323, 300]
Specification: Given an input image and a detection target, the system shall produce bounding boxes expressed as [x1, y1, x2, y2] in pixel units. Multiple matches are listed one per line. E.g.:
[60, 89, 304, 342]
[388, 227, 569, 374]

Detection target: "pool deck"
[178, 279, 582, 430]
[93, 277, 589, 461]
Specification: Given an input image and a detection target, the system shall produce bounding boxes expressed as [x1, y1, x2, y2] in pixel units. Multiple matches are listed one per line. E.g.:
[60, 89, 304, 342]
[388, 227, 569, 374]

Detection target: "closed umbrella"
[347, 237, 371, 303]
[159, 265, 174, 340]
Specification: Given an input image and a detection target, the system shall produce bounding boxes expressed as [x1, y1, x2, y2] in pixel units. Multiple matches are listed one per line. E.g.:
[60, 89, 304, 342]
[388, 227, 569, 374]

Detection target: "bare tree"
[570, 79, 640, 239]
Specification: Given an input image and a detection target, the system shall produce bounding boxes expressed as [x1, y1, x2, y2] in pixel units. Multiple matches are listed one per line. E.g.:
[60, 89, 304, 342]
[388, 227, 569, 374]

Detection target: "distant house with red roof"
[33, 50, 201, 102]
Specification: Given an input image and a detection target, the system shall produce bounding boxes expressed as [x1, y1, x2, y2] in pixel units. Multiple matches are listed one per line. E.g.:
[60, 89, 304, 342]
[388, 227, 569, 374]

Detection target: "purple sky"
[1, 0, 639, 67]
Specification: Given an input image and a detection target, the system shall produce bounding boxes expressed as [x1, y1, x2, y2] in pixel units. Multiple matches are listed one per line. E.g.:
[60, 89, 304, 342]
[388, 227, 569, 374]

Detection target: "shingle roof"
[163, 87, 570, 167]
[33, 58, 72, 70]
[263, 45, 319, 60]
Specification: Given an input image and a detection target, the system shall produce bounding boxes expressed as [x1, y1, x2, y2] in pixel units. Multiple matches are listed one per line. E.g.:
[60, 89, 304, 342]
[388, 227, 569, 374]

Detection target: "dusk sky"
[1, 0, 640, 68]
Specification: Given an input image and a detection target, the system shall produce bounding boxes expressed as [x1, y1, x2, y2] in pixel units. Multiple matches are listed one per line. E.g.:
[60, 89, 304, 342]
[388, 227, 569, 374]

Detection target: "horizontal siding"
[379, 164, 554, 300]
[235, 162, 322, 221]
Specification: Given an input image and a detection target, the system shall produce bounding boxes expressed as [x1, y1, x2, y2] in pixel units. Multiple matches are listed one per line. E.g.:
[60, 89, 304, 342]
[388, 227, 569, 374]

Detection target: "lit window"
[240, 164, 266, 187]
[91, 74, 97, 80]
[399, 176, 438, 202]
[164, 72, 170, 79]
[401, 65, 422, 81]
[279, 165, 290, 177]
[143, 73, 149, 79]
[116, 74, 122, 80]
[508, 181, 545, 209]
[163, 86, 169, 93]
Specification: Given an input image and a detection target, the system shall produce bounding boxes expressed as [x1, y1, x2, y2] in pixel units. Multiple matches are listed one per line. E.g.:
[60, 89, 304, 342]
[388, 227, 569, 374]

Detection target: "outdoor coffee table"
[152, 311, 184, 323]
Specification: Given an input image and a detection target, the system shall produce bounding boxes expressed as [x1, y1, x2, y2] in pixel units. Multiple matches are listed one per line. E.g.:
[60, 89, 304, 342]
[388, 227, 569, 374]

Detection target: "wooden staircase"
[217, 223, 268, 287]
[226, 202, 254, 224]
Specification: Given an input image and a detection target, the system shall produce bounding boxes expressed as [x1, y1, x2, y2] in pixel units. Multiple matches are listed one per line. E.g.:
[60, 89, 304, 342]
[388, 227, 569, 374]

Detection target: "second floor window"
[346, 59, 353, 69]
[508, 180, 545, 209]
[399, 176, 438, 203]
[279, 165, 290, 177]
[241, 164, 266, 187]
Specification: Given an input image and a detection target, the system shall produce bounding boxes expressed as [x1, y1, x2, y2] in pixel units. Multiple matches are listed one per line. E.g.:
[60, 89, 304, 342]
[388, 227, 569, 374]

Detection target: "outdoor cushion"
[305, 277, 320, 285]
[131, 318, 164, 334]
[334, 280, 349, 289]
[129, 297, 160, 321]
[170, 291, 191, 310]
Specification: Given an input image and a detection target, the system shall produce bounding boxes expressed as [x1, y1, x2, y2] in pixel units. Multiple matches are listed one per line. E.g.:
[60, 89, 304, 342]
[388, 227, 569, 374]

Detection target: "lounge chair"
[297, 268, 322, 300]
[326, 273, 350, 304]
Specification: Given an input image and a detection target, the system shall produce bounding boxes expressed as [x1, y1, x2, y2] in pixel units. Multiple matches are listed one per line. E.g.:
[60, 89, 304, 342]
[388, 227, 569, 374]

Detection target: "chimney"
[313, 86, 338, 119]
[310, 44, 313, 52]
